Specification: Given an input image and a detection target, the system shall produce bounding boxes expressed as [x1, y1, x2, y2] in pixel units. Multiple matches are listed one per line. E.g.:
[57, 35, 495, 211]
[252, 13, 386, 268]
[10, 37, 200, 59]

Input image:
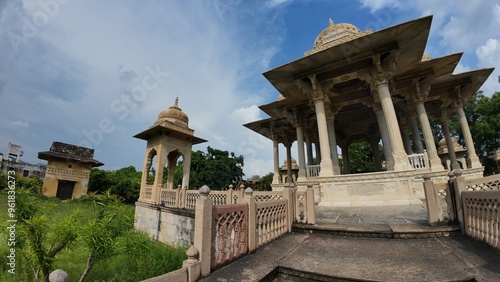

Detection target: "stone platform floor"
[315, 204, 429, 225]
[202, 205, 500, 282]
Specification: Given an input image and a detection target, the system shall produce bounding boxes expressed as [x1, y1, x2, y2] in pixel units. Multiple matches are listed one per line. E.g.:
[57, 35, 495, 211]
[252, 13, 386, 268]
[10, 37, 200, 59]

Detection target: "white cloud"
[476, 38, 500, 95]
[452, 62, 472, 75]
[266, 0, 294, 9]
[229, 105, 262, 124]
[359, 0, 402, 12]
[0, 118, 29, 129]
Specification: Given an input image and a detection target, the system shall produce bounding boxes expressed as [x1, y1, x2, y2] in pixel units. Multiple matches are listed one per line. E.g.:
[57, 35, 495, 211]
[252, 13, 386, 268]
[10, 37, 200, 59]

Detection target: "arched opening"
[164, 149, 183, 189]
[146, 149, 157, 185]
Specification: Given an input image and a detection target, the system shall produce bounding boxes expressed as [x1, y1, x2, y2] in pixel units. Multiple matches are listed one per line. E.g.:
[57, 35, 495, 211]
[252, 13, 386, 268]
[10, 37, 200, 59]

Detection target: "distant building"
[6, 142, 23, 162]
[1, 143, 46, 179]
[38, 141, 104, 200]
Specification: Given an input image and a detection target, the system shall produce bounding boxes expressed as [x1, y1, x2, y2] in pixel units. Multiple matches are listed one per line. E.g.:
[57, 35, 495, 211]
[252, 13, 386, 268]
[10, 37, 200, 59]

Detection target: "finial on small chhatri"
[328, 18, 334, 26]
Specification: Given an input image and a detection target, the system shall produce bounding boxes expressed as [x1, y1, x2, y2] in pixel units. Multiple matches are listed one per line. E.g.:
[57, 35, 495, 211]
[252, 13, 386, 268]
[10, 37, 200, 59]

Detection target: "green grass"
[0, 191, 187, 282]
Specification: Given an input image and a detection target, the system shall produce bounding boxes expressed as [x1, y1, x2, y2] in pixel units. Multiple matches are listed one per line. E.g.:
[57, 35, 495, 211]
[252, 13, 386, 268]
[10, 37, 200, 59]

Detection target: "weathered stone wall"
[134, 201, 195, 246]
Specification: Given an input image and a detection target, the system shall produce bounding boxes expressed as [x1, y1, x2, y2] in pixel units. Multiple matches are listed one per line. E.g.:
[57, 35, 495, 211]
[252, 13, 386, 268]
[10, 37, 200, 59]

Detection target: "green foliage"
[88, 167, 142, 203]
[8, 190, 80, 282]
[176, 146, 245, 190]
[78, 198, 133, 281]
[0, 192, 186, 282]
[254, 172, 273, 191]
[448, 91, 500, 174]
[346, 142, 377, 173]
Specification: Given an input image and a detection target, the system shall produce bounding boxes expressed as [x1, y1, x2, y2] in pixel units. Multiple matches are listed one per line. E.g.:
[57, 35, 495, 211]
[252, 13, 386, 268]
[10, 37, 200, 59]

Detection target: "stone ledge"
[293, 223, 461, 239]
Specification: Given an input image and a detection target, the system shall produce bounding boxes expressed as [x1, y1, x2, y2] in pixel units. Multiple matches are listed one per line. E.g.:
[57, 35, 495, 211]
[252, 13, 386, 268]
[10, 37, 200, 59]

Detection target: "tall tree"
[345, 141, 377, 173]
[176, 146, 244, 190]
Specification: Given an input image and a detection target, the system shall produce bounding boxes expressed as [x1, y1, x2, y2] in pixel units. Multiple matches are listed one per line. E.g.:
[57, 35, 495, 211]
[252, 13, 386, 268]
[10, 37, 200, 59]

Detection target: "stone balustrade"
[425, 171, 500, 251]
[143, 183, 315, 280]
[307, 164, 321, 178]
[211, 203, 248, 269]
[158, 185, 287, 209]
[465, 174, 500, 191]
[408, 151, 429, 170]
[462, 190, 500, 250]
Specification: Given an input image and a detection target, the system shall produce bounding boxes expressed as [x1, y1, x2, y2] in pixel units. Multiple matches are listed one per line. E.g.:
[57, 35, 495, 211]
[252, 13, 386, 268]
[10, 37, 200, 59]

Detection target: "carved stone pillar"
[296, 125, 307, 182]
[285, 142, 293, 183]
[315, 142, 321, 163]
[309, 75, 334, 177]
[456, 107, 481, 168]
[409, 115, 424, 153]
[371, 137, 383, 171]
[272, 138, 280, 184]
[182, 148, 192, 189]
[374, 105, 394, 171]
[305, 133, 313, 166]
[440, 110, 460, 171]
[326, 114, 341, 175]
[415, 101, 443, 171]
[375, 80, 411, 171]
[401, 124, 412, 155]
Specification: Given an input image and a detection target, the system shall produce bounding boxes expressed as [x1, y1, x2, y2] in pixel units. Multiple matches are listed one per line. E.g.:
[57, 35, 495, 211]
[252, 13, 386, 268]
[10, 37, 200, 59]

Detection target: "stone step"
[293, 223, 461, 239]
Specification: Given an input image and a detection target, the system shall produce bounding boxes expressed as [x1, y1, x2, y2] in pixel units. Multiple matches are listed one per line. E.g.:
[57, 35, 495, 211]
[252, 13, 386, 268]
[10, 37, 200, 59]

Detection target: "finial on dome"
[175, 96, 179, 107]
[328, 18, 334, 26]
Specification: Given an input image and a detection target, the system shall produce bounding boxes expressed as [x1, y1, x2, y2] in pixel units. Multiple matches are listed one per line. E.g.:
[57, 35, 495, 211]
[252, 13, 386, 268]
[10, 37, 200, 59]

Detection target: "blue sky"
[1, 0, 499, 178]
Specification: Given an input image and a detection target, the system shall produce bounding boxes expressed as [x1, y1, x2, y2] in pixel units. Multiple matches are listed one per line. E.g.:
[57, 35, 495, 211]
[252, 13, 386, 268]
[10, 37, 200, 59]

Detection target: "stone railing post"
[194, 185, 212, 277]
[183, 246, 201, 282]
[450, 169, 466, 233]
[227, 185, 234, 205]
[179, 186, 187, 209]
[175, 185, 181, 208]
[423, 150, 429, 169]
[422, 174, 443, 226]
[237, 184, 245, 204]
[306, 184, 316, 224]
[243, 187, 256, 253]
[282, 183, 295, 232]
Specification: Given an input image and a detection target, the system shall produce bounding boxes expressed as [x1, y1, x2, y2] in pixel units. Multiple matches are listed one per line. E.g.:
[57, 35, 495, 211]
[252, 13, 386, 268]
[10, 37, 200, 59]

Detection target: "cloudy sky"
[1, 0, 499, 178]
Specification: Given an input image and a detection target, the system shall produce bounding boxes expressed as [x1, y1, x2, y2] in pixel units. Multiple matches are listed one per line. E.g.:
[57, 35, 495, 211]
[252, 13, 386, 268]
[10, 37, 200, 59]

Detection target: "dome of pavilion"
[305, 19, 372, 56]
[156, 97, 189, 127]
[438, 137, 466, 154]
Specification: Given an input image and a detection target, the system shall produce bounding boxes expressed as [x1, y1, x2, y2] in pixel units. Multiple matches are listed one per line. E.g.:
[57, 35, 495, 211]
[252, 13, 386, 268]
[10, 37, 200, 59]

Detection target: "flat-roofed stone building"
[244, 16, 494, 206]
[38, 141, 103, 200]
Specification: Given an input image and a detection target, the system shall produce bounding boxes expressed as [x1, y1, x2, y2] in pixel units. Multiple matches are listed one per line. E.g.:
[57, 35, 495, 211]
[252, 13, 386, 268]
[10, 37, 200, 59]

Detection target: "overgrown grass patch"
[0, 191, 187, 282]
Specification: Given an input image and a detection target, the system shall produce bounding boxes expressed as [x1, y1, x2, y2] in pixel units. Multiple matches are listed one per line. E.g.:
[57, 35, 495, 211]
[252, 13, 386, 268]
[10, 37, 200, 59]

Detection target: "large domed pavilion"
[244, 16, 494, 206]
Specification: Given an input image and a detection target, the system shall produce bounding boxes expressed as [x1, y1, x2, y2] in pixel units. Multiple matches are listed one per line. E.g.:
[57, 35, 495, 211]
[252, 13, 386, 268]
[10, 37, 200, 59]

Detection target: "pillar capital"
[308, 74, 326, 103]
[410, 79, 430, 103]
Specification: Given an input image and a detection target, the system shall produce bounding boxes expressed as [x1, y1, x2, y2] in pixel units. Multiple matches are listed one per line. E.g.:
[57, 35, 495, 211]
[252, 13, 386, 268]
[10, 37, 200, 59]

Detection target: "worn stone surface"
[200, 233, 309, 282]
[205, 205, 500, 281]
[206, 232, 500, 282]
[279, 234, 477, 281]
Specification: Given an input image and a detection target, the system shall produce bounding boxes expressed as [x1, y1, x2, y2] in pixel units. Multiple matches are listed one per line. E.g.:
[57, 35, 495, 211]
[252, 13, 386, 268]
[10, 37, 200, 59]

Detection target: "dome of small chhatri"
[156, 97, 189, 127]
[305, 19, 372, 56]
[421, 53, 433, 62]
